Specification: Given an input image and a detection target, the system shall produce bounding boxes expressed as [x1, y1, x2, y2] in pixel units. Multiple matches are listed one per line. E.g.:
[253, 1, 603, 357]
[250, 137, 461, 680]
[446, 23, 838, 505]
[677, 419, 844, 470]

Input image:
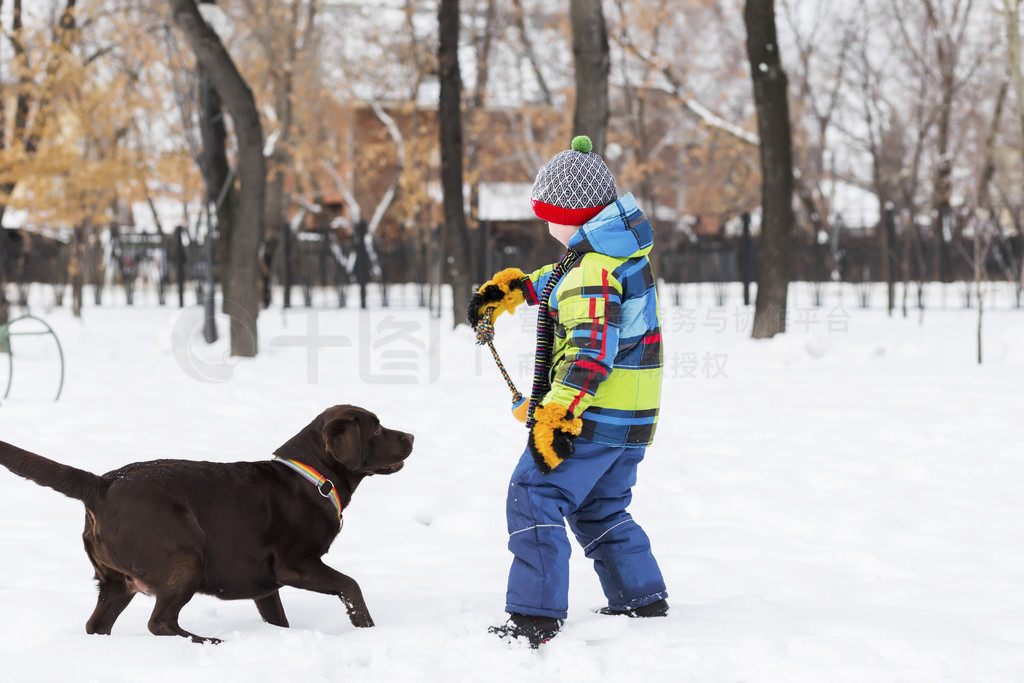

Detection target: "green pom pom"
[571, 135, 593, 154]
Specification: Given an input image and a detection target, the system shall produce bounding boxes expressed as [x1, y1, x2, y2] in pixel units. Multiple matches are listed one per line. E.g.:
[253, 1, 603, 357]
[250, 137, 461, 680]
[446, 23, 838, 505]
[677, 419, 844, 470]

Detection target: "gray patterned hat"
[531, 135, 617, 226]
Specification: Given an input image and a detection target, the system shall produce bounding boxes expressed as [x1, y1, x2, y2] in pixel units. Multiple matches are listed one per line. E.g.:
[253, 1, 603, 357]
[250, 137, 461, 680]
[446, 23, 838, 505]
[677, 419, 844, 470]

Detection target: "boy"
[467, 135, 668, 648]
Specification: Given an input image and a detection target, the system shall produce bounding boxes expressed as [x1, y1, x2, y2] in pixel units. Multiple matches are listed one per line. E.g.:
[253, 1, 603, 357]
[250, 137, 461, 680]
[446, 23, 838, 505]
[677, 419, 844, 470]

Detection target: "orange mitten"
[467, 268, 527, 330]
[527, 403, 583, 473]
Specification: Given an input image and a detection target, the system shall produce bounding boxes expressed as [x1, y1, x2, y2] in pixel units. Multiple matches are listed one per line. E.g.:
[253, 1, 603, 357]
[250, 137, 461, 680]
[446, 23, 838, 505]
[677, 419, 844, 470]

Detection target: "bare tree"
[611, 2, 760, 148]
[847, 1, 941, 319]
[964, 79, 1007, 363]
[510, 0, 554, 106]
[234, 0, 321, 309]
[170, 0, 265, 357]
[320, 101, 407, 296]
[571, 0, 610, 153]
[1001, 0, 1024, 303]
[0, 0, 80, 325]
[605, 1, 762, 237]
[780, 0, 855, 243]
[847, 0, 913, 315]
[745, 0, 795, 338]
[910, 0, 983, 282]
[609, 0, 674, 216]
[438, 0, 474, 326]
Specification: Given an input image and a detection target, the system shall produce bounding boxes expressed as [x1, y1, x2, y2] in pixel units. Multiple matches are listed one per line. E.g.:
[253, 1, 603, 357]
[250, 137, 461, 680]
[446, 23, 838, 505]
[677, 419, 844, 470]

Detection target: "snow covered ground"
[0, 281, 1022, 682]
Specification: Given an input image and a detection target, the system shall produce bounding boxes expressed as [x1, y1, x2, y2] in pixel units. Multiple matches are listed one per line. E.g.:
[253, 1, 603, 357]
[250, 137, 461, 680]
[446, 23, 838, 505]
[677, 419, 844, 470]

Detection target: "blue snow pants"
[504, 437, 668, 619]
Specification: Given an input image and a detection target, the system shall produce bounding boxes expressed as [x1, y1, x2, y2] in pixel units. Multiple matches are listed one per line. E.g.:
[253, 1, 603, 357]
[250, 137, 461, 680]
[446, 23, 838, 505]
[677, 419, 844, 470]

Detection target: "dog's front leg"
[277, 560, 374, 628]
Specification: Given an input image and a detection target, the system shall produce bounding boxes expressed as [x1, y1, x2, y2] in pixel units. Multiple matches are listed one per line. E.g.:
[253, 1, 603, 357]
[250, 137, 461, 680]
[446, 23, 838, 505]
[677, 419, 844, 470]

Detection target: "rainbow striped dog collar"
[273, 457, 342, 521]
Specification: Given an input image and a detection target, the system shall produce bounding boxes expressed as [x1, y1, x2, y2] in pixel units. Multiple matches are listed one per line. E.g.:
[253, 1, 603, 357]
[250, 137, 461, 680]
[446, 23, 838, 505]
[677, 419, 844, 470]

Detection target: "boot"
[598, 598, 669, 618]
[488, 612, 563, 648]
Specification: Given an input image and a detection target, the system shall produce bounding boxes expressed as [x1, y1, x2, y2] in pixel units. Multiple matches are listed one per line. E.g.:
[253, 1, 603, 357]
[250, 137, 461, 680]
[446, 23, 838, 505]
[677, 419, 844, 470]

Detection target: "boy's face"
[547, 222, 578, 247]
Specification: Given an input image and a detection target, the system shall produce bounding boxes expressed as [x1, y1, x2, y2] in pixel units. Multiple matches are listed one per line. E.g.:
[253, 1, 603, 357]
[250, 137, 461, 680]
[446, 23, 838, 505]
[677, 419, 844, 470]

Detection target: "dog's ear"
[322, 414, 362, 470]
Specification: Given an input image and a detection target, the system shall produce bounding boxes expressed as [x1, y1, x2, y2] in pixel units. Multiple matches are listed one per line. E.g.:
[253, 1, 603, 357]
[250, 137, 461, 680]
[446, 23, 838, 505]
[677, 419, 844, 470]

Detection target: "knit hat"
[531, 135, 617, 226]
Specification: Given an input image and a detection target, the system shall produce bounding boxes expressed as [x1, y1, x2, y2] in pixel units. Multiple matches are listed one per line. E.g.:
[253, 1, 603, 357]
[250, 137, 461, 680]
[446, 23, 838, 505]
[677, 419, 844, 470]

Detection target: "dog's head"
[316, 405, 414, 475]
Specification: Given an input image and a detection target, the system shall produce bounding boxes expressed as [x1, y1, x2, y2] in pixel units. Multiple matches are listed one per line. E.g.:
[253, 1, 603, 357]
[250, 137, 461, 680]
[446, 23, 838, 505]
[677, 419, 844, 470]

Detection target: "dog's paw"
[341, 595, 375, 628]
[346, 610, 374, 630]
[349, 610, 375, 628]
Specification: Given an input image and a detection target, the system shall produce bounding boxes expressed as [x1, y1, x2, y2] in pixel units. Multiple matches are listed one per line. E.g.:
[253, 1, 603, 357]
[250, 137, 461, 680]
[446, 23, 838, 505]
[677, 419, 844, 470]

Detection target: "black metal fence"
[2, 220, 1022, 309]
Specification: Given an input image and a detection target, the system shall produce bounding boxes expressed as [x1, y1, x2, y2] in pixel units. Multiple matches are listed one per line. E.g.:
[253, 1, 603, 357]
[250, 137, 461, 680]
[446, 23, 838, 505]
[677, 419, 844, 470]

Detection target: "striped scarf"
[526, 249, 582, 426]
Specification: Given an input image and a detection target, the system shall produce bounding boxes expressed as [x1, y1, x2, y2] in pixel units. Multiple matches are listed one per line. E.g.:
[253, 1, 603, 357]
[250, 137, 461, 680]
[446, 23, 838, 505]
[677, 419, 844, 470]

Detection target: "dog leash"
[273, 457, 343, 521]
[473, 308, 528, 421]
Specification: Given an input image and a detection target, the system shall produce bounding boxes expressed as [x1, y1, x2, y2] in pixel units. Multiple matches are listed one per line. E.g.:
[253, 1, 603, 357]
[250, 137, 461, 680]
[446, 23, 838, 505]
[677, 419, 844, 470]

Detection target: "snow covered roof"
[1, 209, 29, 229]
[823, 180, 880, 230]
[719, 180, 882, 237]
[130, 198, 204, 235]
[477, 183, 534, 222]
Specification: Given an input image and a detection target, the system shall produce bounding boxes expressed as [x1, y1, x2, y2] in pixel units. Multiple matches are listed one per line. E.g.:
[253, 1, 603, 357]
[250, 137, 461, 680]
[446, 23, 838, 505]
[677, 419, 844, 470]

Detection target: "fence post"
[0, 227, 7, 332]
[739, 212, 754, 306]
[202, 230, 217, 344]
[418, 234, 428, 307]
[885, 208, 896, 315]
[175, 226, 186, 308]
[937, 207, 952, 285]
[430, 224, 442, 318]
[282, 221, 292, 309]
[318, 227, 329, 293]
[354, 219, 370, 310]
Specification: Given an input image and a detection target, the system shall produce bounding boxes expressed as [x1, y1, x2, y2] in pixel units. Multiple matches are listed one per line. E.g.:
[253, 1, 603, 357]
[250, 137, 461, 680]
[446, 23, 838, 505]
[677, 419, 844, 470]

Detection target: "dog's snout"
[400, 433, 414, 449]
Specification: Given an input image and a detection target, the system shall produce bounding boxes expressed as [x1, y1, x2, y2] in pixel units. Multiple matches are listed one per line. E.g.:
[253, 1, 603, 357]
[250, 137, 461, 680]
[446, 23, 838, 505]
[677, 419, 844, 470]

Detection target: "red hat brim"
[531, 199, 607, 226]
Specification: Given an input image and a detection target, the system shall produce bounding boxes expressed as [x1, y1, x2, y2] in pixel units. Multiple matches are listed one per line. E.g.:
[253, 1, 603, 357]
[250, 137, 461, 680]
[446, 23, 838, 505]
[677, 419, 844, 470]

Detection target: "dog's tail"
[0, 440, 107, 508]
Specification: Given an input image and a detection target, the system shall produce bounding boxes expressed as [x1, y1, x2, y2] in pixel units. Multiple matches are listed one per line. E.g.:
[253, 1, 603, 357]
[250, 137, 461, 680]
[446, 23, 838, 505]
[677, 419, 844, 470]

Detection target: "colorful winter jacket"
[522, 193, 662, 447]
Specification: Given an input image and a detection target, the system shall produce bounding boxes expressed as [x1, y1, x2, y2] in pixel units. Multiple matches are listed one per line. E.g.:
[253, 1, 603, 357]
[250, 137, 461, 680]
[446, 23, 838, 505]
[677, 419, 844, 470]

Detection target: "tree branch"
[612, 30, 758, 147]
[510, 0, 553, 105]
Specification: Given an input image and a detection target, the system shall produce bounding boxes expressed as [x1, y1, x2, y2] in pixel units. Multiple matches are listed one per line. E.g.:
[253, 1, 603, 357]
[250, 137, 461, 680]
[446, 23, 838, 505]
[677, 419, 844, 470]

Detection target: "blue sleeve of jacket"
[521, 264, 556, 306]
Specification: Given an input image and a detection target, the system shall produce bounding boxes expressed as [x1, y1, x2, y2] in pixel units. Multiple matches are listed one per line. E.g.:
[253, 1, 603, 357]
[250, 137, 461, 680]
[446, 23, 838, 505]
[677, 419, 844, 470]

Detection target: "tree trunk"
[465, 0, 495, 288]
[745, 0, 794, 339]
[438, 0, 474, 327]
[570, 0, 610, 154]
[978, 81, 1008, 212]
[0, 208, 8, 329]
[260, 0, 308, 310]
[199, 64, 234, 288]
[70, 224, 85, 319]
[861, 45, 892, 316]
[171, 0, 265, 357]
[933, 65, 955, 283]
[922, 0, 961, 285]
[974, 81, 1008, 364]
[1006, 0, 1024, 296]
[262, 169, 285, 309]
[976, 221, 984, 364]
[878, 206, 892, 315]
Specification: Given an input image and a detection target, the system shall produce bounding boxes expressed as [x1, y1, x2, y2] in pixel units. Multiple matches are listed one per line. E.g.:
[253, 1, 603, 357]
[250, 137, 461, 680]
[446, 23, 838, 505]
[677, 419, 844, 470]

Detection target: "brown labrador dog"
[0, 405, 413, 643]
